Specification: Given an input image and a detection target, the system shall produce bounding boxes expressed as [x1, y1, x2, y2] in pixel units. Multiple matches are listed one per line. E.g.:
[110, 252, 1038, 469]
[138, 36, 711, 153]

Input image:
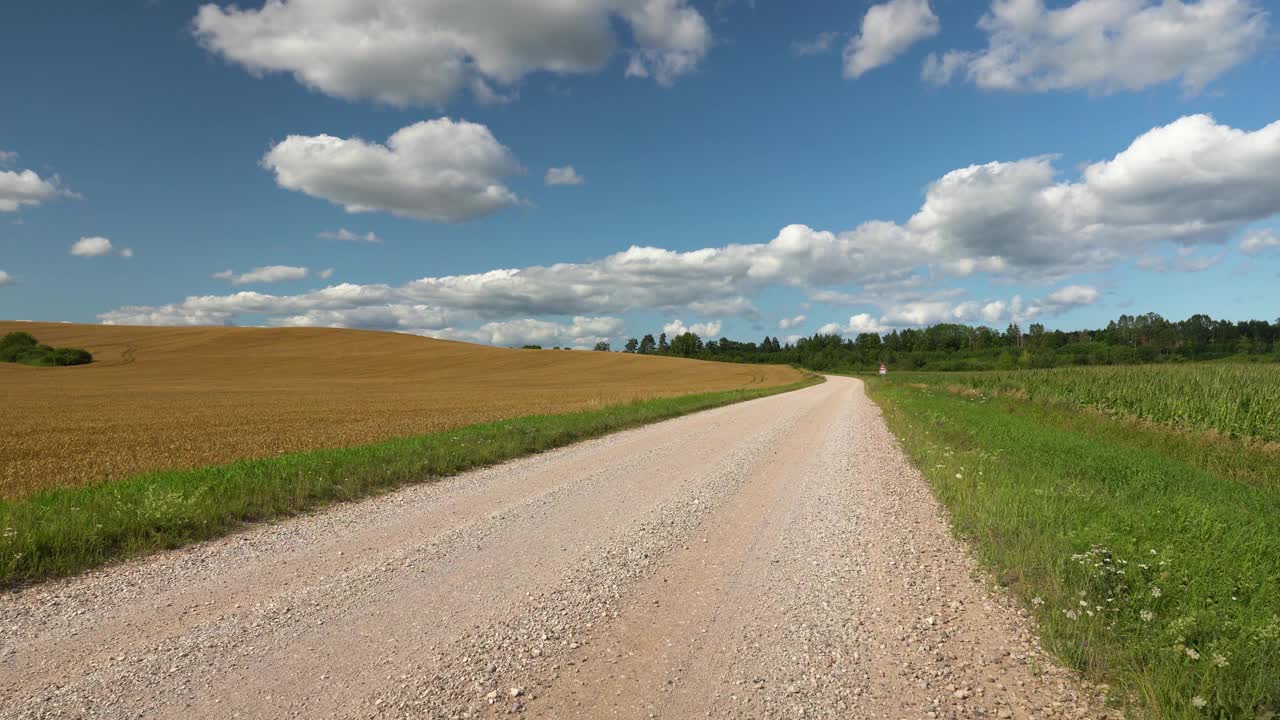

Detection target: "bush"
[0, 332, 38, 361]
[0, 332, 93, 367]
[52, 347, 94, 366]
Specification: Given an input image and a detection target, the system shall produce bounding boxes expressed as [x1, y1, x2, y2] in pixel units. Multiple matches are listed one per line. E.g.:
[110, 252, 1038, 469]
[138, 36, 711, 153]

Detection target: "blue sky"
[2, 0, 1279, 348]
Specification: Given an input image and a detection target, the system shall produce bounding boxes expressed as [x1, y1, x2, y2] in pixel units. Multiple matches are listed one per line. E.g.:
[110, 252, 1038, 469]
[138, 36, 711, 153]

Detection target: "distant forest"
[597, 313, 1280, 372]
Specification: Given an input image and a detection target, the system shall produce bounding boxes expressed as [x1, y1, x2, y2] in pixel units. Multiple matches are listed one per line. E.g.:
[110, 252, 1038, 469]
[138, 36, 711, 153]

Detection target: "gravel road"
[1, 376, 1110, 719]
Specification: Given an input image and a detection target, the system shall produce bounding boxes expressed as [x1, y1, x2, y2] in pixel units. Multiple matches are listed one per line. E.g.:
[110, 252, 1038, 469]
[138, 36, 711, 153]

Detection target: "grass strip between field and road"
[863, 375, 1279, 719]
[0, 375, 821, 588]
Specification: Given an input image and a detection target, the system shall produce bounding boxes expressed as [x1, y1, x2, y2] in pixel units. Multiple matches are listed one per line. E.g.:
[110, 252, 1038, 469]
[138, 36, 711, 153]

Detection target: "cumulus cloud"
[0, 163, 71, 212]
[0, 270, 13, 286]
[819, 313, 886, 335]
[100, 305, 235, 327]
[70, 236, 114, 257]
[926, 0, 1267, 94]
[778, 315, 806, 330]
[262, 118, 522, 223]
[319, 228, 382, 243]
[437, 316, 625, 348]
[545, 166, 585, 186]
[844, 0, 940, 78]
[193, 0, 711, 107]
[822, 285, 1100, 335]
[905, 114, 1280, 277]
[318, 268, 334, 280]
[100, 115, 1280, 345]
[270, 304, 452, 333]
[663, 319, 722, 337]
[214, 265, 311, 285]
[1240, 228, 1280, 255]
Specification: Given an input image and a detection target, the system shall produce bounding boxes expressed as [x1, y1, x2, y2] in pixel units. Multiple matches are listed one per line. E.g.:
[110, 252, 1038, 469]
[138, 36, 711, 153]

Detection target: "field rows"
[0, 322, 803, 499]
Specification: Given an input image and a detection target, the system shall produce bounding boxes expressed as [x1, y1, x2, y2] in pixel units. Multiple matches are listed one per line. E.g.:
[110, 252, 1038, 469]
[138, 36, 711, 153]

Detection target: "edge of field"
[0, 374, 822, 588]
[859, 373, 1279, 719]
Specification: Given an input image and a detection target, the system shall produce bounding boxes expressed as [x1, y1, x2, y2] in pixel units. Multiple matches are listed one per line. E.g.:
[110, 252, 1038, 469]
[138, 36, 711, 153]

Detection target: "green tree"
[623, 338, 639, 353]
[669, 332, 703, 357]
[638, 334, 656, 354]
[592, 341, 611, 352]
[658, 333, 669, 352]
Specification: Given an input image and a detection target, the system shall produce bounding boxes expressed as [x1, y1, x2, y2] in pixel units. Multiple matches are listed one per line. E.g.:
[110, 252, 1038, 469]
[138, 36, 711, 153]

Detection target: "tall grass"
[889, 364, 1280, 441]
[0, 376, 819, 587]
[867, 378, 1280, 718]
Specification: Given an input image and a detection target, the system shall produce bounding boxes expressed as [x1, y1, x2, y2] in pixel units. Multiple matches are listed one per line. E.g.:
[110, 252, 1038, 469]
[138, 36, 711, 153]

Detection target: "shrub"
[52, 347, 94, 366]
[0, 332, 93, 367]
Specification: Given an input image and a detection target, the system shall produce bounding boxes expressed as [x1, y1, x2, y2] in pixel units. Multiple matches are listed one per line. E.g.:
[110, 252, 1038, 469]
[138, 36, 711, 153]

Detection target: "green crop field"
[864, 366, 1280, 719]
[885, 363, 1280, 442]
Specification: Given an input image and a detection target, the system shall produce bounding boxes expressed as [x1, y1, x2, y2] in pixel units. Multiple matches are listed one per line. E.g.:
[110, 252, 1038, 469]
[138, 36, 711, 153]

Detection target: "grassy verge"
[0, 375, 820, 587]
[864, 377, 1279, 719]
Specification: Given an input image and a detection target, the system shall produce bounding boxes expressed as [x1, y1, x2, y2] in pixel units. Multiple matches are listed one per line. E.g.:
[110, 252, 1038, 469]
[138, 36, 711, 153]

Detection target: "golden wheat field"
[0, 322, 804, 498]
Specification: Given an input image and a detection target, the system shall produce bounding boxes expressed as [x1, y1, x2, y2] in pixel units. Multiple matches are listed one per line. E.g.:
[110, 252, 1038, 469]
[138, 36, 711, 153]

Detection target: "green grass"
[864, 376, 1280, 718]
[0, 375, 820, 587]
[885, 364, 1280, 442]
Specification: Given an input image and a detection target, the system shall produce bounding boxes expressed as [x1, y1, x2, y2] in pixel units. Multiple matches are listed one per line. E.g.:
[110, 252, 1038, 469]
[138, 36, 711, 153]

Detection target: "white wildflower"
[1031, 597, 1045, 606]
[1063, 609, 1079, 620]
[1140, 610, 1154, 622]
[1191, 696, 1207, 709]
[1186, 647, 1200, 660]
[1151, 587, 1162, 599]
[1212, 654, 1228, 668]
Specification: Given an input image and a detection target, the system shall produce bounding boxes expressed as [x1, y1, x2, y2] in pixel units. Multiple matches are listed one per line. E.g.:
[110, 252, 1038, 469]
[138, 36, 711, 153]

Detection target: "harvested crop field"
[0, 322, 804, 499]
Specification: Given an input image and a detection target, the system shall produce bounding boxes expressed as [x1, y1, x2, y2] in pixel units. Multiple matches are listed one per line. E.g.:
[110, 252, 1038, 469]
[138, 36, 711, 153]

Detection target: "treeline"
[601, 313, 1280, 372]
[0, 332, 93, 367]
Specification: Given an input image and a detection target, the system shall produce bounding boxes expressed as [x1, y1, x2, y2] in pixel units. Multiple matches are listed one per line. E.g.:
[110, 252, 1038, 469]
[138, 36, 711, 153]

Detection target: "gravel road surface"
[1, 376, 1109, 719]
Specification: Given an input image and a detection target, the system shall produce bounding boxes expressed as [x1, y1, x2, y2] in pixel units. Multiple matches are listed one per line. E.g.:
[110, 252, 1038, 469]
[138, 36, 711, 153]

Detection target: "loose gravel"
[0, 377, 1112, 719]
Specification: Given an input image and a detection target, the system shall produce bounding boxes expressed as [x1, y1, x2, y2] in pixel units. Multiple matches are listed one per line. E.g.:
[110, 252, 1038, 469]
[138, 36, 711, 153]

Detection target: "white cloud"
[778, 314, 806, 330]
[1044, 284, 1100, 308]
[905, 114, 1280, 276]
[927, 0, 1267, 94]
[70, 236, 114, 257]
[100, 115, 1280, 344]
[214, 265, 311, 285]
[0, 167, 69, 213]
[844, 0, 940, 78]
[270, 304, 452, 333]
[118, 247, 134, 259]
[1240, 228, 1280, 255]
[0, 270, 13, 286]
[100, 305, 235, 327]
[663, 318, 723, 337]
[816, 285, 1101, 336]
[873, 285, 1100, 329]
[318, 268, 334, 280]
[819, 313, 886, 336]
[436, 316, 625, 349]
[792, 31, 840, 56]
[194, 0, 710, 107]
[263, 119, 522, 223]
[545, 166, 585, 186]
[319, 228, 382, 243]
